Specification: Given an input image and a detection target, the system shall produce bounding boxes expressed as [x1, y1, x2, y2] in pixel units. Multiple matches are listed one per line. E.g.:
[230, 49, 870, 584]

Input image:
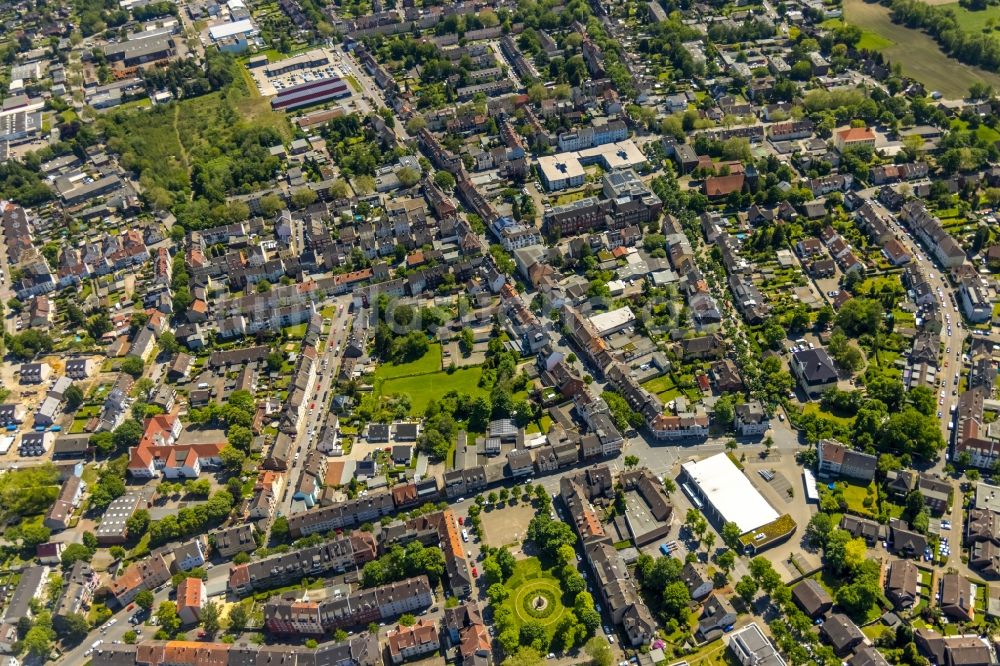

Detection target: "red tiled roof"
[837, 127, 875, 142]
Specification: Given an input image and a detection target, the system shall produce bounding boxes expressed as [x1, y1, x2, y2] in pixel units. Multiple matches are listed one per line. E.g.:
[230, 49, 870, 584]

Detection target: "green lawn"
[641, 375, 684, 402]
[118, 97, 152, 111]
[840, 481, 875, 515]
[499, 557, 568, 641]
[283, 322, 308, 339]
[380, 367, 486, 415]
[252, 46, 315, 63]
[823, 18, 895, 50]
[554, 191, 586, 206]
[538, 415, 552, 434]
[941, 1, 1000, 34]
[801, 402, 855, 426]
[641, 376, 673, 393]
[844, 0, 1000, 97]
[863, 624, 889, 641]
[857, 30, 894, 50]
[345, 75, 362, 93]
[374, 344, 443, 379]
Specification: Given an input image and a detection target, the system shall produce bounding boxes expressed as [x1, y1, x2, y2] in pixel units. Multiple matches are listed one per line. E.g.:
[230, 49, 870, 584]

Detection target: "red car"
[471, 567, 478, 578]
[458, 516, 464, 525]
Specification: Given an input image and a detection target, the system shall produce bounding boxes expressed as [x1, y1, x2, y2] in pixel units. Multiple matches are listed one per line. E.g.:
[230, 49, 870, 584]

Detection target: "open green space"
[941, 1, 1000, 34]
[100, 53, 292, 226]
[500, 558, 568, 639]
[953, 118, 1000, 143]
[840, 481, 876, 515]
[844, 0, 1000, 97]
[379, 367, 487, 415]
[641, 375, 684, 402]
[374, 343, 443, 379]
[283, 322, 308, 339]
[821, 18, 893, 49]
[801, 402, 856, 426]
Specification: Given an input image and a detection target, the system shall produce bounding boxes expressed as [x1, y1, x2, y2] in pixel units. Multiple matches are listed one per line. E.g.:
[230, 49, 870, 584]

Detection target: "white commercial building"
[681, 452, 778, 534]
[208, 18, 258, 42]
[588, 307, 636, 337]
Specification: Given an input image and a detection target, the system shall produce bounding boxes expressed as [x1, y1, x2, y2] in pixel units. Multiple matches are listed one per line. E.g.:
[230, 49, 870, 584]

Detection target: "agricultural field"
[844, 0, 1000, 97]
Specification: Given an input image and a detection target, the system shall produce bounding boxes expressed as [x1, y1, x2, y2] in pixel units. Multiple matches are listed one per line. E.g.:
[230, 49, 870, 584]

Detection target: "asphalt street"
[276, 294, 356, 521]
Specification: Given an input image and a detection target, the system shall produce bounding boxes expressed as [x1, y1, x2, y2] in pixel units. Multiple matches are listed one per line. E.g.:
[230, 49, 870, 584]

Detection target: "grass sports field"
[844, 0, 1000, 97]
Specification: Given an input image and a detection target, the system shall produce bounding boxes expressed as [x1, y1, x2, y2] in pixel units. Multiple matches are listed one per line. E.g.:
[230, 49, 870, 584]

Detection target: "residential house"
[850, 646, 890, 666]
[66, 358, 96, 379]
[734, 401, 769, 436]
[885, 559, 919, 609]
[108, 553, 172, 607]
[681, 562, 713, 601]
[890, 523, 927, 558]
[792, 579, 832, 618]
[817, 439, 877, 482]
[171, 538, 208, 572]
[821, 614, 865, 656]
[210, 524, 257, 558]
[696, 593, 737, 642]
[176, 577, 206, 625]
[387, 619, 440, 664]
[939, 573, 975, 622]
[790, 348, 838, 398]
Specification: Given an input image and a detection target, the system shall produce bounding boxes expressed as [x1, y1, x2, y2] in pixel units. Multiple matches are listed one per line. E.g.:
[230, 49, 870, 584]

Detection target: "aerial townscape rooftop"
[0, 0, 999, 664]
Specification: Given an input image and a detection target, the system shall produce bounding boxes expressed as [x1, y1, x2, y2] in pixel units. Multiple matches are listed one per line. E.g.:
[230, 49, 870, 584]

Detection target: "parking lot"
[248, 47, 349, 97]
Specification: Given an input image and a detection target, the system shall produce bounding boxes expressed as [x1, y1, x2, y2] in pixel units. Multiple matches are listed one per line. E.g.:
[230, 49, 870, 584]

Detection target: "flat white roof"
[588, 306, 635, 335]
[682, 452, 778, 533]
[537, 153, 585, 183]
[537, 139, 647, 187]
[577, 139, 647, 169]
[209, 18, 256, 41]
